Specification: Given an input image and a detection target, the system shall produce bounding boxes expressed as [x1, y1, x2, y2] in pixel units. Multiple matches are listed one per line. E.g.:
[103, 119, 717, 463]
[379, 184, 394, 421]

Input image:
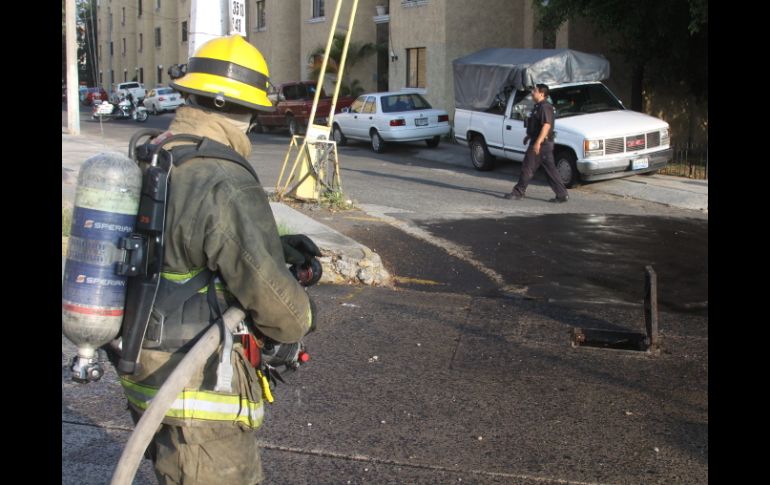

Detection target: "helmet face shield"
[170, 35, 274, 112]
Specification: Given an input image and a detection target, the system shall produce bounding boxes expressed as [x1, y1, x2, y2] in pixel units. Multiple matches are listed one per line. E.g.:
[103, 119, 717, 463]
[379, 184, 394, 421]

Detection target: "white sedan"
[142, 87, 185, 115]
[332, 92, 451, 153]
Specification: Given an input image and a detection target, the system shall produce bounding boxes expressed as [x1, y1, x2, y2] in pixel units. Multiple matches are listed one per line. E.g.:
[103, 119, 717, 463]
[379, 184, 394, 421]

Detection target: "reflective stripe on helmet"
[121, 378, 264, 428]
[187, 57, 268, 92]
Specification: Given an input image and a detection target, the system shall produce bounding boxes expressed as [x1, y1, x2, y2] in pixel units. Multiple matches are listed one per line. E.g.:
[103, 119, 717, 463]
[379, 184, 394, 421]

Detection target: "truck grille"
[646, 131, 661, 148]
[626, 134, 646, 152]
[605, 137, 625, 155]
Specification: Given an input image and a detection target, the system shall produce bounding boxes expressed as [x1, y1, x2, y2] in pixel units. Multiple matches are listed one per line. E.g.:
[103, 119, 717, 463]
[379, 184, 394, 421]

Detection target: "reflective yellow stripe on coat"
[161, 268, 227, 293]
[120, 378, 264, 429]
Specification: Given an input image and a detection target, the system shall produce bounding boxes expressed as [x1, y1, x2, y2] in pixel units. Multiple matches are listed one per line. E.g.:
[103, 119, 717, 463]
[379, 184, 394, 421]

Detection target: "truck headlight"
[660, 127, 670, 146]
[584, 139, 604, 158]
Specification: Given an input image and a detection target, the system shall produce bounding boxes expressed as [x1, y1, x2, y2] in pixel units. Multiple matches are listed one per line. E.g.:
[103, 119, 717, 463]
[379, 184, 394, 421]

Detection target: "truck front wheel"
[470, 136, 495, 171]
[287, 115, 301, 137]
[554, 149, 580, 188]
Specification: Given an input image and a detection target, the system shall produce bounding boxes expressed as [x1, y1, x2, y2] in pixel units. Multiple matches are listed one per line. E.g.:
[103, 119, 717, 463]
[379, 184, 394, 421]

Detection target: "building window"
[155, 0, 161, 10]
[138, 0, 142, 17]
[110, 70, 114, 86]
[121, 7, 125, 25]
[312, 0, 324, 18]
[109, 41, 113, 56]
[406, 47, 426, 88]
[181, 21, 188, 42]
[155, 27, 161, 47]
[139, 33, 143, 52]
[99, 71, 103, 84]
[124, 69, 128, 82]
[98, 45, 102, 60]
[157, 65, 163, 84]
[122, 38, 126, 55]
[139, 67, 144, 84]
[256, 0, 266, 30]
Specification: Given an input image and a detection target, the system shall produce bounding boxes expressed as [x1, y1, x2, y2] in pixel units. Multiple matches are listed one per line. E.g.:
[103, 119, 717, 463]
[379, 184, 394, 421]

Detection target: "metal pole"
[66, 0, 80, 135]
[307, 0, 345, 127]
[644, 265, 659, 351]
[327, 0, 359, 129]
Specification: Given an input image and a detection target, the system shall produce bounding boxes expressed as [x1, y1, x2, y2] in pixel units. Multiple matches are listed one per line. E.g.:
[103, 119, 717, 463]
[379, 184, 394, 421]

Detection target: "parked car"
[143, 87, 185, 114]
[331, 92, 451, 153]
[252, 81, 356, 136]
[80, 87, 108, 106]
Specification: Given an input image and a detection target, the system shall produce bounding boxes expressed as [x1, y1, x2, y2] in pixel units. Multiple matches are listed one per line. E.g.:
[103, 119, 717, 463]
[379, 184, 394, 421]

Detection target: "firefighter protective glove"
[280, 234, 321, 265]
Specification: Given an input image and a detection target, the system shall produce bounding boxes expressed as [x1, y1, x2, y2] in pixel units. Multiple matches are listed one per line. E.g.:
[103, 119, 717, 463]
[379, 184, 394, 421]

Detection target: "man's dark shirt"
[526, 100, 555, 142]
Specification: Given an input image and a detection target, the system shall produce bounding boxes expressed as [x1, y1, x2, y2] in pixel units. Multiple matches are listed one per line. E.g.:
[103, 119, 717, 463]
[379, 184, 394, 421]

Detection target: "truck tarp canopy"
[452, 48, 610, 110]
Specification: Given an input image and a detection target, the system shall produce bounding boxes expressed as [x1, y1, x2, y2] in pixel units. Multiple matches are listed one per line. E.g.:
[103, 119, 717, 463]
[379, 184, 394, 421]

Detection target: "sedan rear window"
[157, 88, 174, 95]
[381, 93, 432, 113]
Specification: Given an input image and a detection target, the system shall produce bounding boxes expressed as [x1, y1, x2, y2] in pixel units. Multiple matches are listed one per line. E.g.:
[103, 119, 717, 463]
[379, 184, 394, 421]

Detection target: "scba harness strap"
[117, 131, 261, 374]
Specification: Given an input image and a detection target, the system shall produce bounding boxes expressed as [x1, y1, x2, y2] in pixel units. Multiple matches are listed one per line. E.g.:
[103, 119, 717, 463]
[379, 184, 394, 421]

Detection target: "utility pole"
[65, 0, 80, 135]
[189, 0, 247, 58]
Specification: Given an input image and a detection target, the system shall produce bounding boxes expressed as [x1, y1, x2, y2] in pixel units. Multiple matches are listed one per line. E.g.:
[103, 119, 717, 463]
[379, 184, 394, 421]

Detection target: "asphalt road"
[62, 106, 708, 484]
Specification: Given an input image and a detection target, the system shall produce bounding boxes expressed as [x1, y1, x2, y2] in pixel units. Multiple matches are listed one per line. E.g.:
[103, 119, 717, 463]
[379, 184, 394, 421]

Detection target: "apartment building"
[96, 0, 189, 92]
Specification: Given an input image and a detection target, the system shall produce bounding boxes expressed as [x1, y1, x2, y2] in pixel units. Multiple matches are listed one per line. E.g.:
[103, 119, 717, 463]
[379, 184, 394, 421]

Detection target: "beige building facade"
[96, 0, 189, 91]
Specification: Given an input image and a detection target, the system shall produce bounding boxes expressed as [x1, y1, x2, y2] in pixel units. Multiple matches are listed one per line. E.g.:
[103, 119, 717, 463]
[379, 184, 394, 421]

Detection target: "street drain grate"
[571, 266, 660, 353]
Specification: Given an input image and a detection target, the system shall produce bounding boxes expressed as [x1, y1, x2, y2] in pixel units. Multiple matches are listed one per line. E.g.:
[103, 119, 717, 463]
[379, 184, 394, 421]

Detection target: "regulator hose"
[110, 306, 246, 485]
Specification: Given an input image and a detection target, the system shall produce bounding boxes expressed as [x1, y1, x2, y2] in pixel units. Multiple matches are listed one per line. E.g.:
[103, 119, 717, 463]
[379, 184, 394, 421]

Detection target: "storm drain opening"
[571, 266, 660, 353]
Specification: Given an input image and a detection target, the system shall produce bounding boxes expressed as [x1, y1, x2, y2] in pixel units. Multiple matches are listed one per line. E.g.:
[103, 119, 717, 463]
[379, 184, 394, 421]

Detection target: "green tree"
[308, 32, 380, 96]
[536, 0, 707, 111]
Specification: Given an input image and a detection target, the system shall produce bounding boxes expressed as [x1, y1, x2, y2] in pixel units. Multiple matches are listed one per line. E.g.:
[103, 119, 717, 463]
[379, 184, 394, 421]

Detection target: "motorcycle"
[92, 96, 149, 123]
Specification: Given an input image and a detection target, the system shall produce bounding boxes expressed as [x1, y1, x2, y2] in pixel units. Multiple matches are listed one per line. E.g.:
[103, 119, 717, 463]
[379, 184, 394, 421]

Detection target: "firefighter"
[118, 35, 318, 484]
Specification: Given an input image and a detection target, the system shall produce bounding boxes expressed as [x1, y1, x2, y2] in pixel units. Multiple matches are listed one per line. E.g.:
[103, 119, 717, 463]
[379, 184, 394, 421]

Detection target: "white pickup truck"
[452, 49, 672, 187]
[112, 81, 147, 104]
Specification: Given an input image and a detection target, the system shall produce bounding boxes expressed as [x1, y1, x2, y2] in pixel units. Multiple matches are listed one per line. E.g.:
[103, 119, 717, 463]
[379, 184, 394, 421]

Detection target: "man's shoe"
[548, 196, 569, 203]
[503, 192, 523, 200]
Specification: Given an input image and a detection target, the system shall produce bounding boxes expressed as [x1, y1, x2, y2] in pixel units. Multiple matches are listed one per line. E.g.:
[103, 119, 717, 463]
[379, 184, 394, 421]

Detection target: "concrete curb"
[269, 203, 392, 286]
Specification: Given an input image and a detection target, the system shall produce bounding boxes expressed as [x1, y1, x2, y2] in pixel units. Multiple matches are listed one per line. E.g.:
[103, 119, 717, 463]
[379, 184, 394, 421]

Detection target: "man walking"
[504, 83, 569, 203]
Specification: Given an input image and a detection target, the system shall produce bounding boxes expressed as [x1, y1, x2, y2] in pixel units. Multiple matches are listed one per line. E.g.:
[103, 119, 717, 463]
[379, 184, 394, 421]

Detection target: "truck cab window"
[510, 91, 534, 120]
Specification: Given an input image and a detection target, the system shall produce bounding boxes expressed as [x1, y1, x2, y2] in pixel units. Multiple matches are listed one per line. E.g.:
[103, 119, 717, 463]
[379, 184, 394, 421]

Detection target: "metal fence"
[660, 142, 708, 180]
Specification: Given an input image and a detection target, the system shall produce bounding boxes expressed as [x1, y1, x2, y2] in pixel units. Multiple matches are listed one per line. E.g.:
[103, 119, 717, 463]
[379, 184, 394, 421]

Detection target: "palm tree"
[307, 32, 381, 96]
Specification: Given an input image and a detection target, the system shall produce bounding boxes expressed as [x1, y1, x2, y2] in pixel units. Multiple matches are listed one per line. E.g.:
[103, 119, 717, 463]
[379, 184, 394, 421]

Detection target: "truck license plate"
[632, 157, 649, 170]
[415, 117, 428, 126]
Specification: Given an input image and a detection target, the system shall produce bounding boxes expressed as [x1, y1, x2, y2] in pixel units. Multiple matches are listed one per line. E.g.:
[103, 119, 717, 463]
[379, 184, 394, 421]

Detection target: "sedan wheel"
[425, 136, 440, 148]
[371, 131, 386, 153]
[152, 104, 159, 116]
[333, 124, 347, 146]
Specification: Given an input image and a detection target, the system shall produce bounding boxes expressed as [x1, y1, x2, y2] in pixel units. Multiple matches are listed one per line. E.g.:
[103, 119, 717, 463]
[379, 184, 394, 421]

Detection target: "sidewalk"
[411, 137, 708, 212]
[61, 131, 390, 286]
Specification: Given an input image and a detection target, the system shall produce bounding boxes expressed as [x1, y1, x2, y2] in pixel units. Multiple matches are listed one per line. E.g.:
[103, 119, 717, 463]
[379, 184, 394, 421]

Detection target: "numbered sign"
[229, 1, 246, 36]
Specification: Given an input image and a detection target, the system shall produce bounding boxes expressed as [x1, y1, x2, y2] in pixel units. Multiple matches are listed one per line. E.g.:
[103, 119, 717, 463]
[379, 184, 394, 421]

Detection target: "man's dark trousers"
[512, 141, 568, 199]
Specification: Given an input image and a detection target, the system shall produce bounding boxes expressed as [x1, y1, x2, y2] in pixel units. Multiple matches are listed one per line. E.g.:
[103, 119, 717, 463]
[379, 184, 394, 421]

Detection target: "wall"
[297, 0, 379, 94]
[251, 0, 301, 85]
[442, 0, 526, 115]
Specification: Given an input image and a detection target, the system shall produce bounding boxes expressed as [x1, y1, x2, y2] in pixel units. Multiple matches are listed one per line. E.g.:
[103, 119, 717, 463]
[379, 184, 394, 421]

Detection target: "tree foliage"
[308, 32, 380, 96]
[536, 0, 707, 105]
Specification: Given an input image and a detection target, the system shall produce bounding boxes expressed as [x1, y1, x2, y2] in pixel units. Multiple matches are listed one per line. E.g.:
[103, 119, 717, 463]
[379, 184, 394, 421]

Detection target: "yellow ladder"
[275, 0, 359, 201]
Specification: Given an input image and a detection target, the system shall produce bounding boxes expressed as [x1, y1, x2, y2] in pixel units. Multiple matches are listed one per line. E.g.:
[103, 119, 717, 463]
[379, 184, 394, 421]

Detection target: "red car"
[81, 87, 108, 106]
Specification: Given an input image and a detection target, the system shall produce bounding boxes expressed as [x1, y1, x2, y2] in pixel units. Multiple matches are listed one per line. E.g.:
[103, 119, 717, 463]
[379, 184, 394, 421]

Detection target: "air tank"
[62, 152, 142, 383]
